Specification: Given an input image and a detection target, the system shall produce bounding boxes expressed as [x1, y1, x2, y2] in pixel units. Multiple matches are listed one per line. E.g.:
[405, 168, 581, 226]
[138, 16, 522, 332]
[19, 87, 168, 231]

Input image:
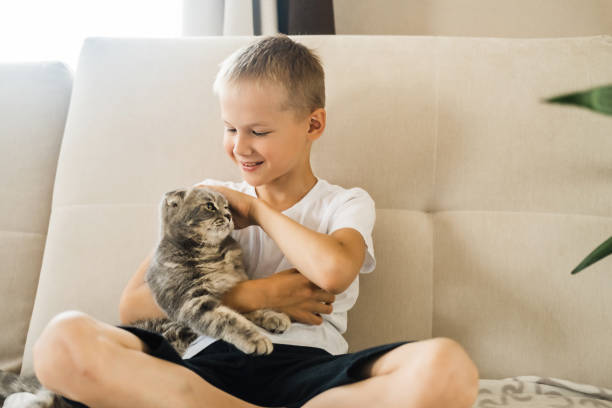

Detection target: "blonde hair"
[213, 34, 325, 120]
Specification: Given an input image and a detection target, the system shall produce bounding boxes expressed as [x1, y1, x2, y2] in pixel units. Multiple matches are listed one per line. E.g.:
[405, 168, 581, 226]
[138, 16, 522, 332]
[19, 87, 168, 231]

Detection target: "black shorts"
[62, 325, 413, 408]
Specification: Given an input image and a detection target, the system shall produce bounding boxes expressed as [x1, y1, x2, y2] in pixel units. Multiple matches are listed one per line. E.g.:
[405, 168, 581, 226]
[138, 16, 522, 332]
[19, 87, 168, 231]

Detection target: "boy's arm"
[118, 250, 166, 324]
[119, 253, 334, 325]
[118, 250, 261, 324]
[251, 200, 366, 294]
[201, 184, 369, 295]
[222, 268, 335, 325]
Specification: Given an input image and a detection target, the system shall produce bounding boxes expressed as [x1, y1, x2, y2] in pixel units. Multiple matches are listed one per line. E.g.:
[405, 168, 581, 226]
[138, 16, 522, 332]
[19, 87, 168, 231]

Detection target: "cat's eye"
[206, 202, 216, 211]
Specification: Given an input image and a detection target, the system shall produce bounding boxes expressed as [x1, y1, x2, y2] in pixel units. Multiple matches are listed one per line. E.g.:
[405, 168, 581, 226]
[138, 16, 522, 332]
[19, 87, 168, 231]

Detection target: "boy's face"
[219, 80, 323, 187]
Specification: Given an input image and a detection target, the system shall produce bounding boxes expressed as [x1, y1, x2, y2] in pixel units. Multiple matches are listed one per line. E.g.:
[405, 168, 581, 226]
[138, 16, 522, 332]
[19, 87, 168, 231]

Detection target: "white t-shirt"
[181, 178, 376, 358]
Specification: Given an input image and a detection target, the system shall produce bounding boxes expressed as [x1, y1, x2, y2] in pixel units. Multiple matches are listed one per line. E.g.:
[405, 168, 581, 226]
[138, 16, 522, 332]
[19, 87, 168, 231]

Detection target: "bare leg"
[302, 337, 480, 408]
[33, 310, 261, 408]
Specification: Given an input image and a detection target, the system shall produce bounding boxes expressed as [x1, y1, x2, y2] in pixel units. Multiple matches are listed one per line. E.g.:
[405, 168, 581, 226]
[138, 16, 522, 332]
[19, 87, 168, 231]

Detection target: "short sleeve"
[328, 188, 376, 274]
[191, 178, 226, 188]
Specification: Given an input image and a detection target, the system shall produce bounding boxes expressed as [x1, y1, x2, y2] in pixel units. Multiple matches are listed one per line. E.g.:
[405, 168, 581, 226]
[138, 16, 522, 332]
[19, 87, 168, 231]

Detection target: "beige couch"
[2, 35, 612, 406]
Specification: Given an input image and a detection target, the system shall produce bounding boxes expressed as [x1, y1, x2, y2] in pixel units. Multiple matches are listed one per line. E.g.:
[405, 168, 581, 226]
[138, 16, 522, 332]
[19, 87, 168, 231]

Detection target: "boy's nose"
[233, 132, 253, 156]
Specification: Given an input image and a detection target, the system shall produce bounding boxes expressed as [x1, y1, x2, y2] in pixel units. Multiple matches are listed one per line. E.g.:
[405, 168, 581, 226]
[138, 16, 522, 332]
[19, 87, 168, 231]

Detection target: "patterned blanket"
[475, 376, 612, 407]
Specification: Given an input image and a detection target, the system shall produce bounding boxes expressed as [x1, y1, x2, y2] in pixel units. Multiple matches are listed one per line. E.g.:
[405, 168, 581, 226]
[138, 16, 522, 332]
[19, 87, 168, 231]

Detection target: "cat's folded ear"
[163, 188, 187, 208]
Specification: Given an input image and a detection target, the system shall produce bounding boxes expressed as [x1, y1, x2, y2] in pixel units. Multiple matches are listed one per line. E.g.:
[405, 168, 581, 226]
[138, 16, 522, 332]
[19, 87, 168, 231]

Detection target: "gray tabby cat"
[133, 186, 291, 355]
[0, 186, 290, 407]
[0, 374, 70, 408]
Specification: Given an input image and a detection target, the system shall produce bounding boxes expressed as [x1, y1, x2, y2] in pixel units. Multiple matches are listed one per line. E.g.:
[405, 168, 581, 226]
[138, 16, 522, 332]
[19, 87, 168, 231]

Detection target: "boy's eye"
[224, 128, 269, 136]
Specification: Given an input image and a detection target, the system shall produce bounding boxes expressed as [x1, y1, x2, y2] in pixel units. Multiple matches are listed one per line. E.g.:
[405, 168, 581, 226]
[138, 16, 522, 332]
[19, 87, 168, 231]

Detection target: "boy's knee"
[34, 310, 102, 390]
[418, 338, 480, 408]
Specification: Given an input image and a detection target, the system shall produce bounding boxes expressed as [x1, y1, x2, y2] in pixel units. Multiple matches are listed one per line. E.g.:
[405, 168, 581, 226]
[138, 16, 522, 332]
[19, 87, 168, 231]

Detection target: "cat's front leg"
[183, 304, 274, 355]
[3, 389, 69, 408]
[244, 309, 291, 334]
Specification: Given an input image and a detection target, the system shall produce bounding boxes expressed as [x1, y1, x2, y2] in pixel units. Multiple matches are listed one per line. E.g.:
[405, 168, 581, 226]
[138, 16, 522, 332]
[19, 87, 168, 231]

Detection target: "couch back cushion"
[22, 36, 612, 388]
[0, 62, 72, 372]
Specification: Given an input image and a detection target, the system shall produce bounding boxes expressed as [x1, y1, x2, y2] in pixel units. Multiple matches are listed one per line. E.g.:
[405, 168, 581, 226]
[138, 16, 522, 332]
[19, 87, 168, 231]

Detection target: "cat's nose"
[224, 213, 231, 221]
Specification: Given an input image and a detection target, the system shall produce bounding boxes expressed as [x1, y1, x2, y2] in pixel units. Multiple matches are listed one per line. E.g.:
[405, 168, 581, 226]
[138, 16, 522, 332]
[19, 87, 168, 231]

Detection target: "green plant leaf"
[544, 84, 612, 116]
[571, 235, 612, 275]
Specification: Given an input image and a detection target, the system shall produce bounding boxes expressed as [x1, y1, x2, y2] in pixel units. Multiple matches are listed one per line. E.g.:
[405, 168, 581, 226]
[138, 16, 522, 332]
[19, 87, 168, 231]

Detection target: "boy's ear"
[307, 108, 326, 141]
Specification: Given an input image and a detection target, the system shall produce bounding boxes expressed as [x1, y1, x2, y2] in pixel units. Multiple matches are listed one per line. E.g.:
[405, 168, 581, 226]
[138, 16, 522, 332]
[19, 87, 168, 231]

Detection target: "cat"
[0, 372, 71, 408]
[0, 186, 291, 407]
[132, 186, 291, 356]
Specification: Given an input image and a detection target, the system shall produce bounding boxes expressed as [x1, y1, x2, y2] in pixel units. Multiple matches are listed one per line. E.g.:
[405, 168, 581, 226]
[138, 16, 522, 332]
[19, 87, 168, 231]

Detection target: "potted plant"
[544, 85, 612, 274]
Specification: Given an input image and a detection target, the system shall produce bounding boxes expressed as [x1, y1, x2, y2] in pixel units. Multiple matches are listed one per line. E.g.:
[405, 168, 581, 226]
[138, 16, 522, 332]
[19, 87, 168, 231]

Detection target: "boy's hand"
[220, 268, 335, 325]
[263, 269, 335, 325]
[195, 184, 255, 229]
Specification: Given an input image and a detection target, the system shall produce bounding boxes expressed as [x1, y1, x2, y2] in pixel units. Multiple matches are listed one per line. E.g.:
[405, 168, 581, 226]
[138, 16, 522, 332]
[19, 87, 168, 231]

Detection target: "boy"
[32, 34, 479, 408]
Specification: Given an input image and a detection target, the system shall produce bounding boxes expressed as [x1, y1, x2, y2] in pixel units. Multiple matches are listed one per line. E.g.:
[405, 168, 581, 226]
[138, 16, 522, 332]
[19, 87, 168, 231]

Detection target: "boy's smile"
[219, 79, 325, 207]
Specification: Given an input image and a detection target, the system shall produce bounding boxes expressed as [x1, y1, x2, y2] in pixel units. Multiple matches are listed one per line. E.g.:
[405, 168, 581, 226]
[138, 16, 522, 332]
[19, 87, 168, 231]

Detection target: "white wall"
[334, 0, 612, 37]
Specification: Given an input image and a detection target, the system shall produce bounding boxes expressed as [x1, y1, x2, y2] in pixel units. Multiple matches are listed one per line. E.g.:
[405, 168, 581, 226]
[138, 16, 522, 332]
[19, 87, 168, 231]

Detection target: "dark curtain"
[276, 0, 335, 34]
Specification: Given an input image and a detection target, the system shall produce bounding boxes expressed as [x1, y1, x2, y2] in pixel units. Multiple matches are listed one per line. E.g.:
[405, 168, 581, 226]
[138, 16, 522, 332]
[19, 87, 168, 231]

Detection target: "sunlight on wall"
[0, 0, 182, 72]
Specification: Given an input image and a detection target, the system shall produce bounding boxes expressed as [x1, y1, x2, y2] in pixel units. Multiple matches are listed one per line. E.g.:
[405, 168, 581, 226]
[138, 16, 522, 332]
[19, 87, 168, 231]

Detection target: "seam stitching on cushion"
[430, 37, 440, 338]
[0, 230, 44, 236]
[436, 210, 612, 219]
[432, 38, 439, 206]
[376, 209, 612, 219]
[53, 203, 157, 209]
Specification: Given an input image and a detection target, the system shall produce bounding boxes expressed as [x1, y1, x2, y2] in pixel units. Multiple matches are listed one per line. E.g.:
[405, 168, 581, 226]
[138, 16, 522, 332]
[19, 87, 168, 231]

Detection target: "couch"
[2, 35, 612, 407]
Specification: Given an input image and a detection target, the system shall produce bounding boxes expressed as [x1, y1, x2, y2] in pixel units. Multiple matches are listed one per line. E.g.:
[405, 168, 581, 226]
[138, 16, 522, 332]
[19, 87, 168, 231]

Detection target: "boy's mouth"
[240, 161, 264, 171]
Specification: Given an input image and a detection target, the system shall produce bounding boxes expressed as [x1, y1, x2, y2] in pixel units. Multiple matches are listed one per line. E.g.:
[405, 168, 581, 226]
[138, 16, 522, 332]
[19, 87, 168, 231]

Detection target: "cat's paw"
[234, 334, 273, 355]
[260, 311, 291, 334]
[3, 391, 50, 408]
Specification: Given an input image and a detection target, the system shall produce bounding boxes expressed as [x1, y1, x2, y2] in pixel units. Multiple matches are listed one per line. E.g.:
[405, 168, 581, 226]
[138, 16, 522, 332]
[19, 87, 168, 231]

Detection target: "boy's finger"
[291, 309, 321, 325]
[311, 302, 333, 315]
[311, 314, 324, 325]
[315, 291, 335, 304]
